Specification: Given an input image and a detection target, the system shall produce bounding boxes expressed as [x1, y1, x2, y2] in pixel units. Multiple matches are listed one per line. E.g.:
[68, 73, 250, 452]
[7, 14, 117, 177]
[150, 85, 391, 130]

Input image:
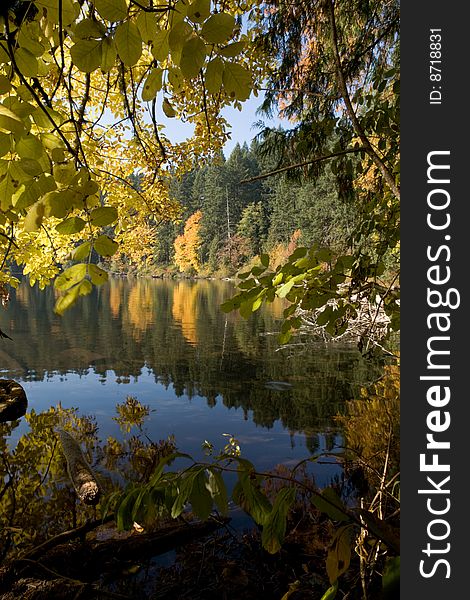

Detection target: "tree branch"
[325, 0, 400, 200]
[239, 147, 365, 183]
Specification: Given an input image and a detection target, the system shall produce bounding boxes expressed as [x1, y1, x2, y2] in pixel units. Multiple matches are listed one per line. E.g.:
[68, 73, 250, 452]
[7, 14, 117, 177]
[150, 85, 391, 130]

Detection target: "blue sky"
[158, 91, 285, 158]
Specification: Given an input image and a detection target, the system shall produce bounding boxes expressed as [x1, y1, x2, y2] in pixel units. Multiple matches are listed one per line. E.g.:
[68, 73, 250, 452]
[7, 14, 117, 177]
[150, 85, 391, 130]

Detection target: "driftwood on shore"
[0, 379, 27, 423]
[56, 429, 101, 505]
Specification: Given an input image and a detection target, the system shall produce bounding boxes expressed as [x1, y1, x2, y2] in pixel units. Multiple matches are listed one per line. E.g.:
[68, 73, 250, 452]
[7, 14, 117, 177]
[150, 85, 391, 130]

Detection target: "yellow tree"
[173, 209, 202, 272]
[0, 0, 267, 314]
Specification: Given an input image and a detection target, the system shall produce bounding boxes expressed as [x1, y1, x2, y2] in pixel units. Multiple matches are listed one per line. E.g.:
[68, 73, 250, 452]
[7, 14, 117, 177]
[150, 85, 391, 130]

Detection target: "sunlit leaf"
[71, 39, 102, 72]
[201, 13, 235, 44]
[162, 98, 177, 118]
[55, 216, 86, 235]
[218, 41, 245, 57]
[15, 134, 43, 159]
[141, 68, 163, 102]
[54, 263, 87, 291]
[187, 0, 211, 24]
[90, 206, 118, 227]
[93, 0, 128, 22]
[88, 264, 109, 286]
[73, 241, 91, 261]
[0, 105, 24, 135]
[14, 48, 38, 78]
[100, 37, 117, 72]
[222, 62, 252, 101]
[23, 201, 45, 232]
[94, 234, 118, 257]
[74, 18, 106, 39]
[151, 29, 170, 61]
[180, 37, 206, 80]
[115, 21, 142, 66]
[205, 57, 224, 94]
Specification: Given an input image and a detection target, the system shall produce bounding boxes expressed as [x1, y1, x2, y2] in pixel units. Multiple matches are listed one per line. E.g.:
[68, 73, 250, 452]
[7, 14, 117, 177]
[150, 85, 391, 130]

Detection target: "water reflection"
[3, 281, 389, 496]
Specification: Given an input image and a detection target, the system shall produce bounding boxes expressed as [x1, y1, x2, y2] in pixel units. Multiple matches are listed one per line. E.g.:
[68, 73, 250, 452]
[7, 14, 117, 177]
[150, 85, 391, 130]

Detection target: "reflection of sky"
[13, 369, 342, 488]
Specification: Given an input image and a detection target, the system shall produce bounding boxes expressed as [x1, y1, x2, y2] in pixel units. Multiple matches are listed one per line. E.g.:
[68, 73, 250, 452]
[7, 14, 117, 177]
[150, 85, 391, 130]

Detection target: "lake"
[1, 277, 381, 490]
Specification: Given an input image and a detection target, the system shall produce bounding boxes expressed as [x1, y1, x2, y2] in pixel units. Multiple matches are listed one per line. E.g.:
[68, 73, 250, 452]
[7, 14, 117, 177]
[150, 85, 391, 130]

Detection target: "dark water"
[1, 277, 379, 485]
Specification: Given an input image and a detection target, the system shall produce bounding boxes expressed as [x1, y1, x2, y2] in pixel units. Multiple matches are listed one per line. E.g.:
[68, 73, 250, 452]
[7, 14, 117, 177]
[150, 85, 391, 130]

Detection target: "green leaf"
[94, 0, 128, 22]
[382, 556, 400, 600]
[74, 18, 106, 39]
[187, 0, 211, 24]
[88, 264, 108, 286]
[115, 21, 142, 66]
[260, 253, 270, 268]
[171, 470, 198, 518]
[19, 158, 42, 177]
[261, 487, 296, 554]
[100, 37, 117, 72]
[15, 134, 43, 159]
[162, 98, 177, 118]
[0, 74, 12, 95]
[276, 279, 295, 299]
[320, 581, 338, 600]
[326, 525, 352, 584]
[14, 48, 38, 77]
[151, 29, 170, 62]
[220, 298, 235, 313]
[90, 206, 118, 227]
[189, 470, 213, 520]
[141, 68, 163, 101]
[218, 41, 245, 58]
[23, 201, 45, 232]
[136, 11, 159, 44]
[207, 469, 228, 516]
[316, 306, 333, 327]
[44, 189, 76, 218]
[35, 0, 80, 26]
[54, 264, 87, 291]
[0, 132, 11, 157]
[222, 62, 252, 101]
[73, 241, 91, 261]
[0, 105, 24, 135]
[55, 216, 86, 235]
[201, 13, 235, 44]
[54, 285, 81, 315]
[234, 471, 272, 526]
[204, 57, 224, 94]
[94, 234, 118, 257]
[116, 488, 141, 531]
[71, 39, 102, 73]
[312, 488, 350, 522]
[180, 37, 206, 80]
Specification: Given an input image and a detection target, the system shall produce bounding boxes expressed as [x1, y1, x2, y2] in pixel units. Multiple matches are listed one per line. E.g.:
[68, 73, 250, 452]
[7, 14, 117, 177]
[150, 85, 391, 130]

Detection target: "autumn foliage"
[173, 211, 203, 273]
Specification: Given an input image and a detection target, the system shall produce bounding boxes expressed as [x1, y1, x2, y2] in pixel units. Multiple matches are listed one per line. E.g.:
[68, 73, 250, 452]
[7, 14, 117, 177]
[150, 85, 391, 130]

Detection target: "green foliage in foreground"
[221, 246, 400, 345]
[113, 449, 399, 597]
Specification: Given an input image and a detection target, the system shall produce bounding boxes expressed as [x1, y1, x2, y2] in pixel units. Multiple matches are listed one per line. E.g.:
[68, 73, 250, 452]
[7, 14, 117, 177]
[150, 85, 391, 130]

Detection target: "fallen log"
[0, 379, 27, 423]
[56, 429, 100, 506]
[0, 518, 229, 595]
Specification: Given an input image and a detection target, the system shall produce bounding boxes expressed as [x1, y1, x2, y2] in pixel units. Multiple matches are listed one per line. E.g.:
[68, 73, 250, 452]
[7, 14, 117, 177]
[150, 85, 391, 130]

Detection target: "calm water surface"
[2, 277, 378, 485]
